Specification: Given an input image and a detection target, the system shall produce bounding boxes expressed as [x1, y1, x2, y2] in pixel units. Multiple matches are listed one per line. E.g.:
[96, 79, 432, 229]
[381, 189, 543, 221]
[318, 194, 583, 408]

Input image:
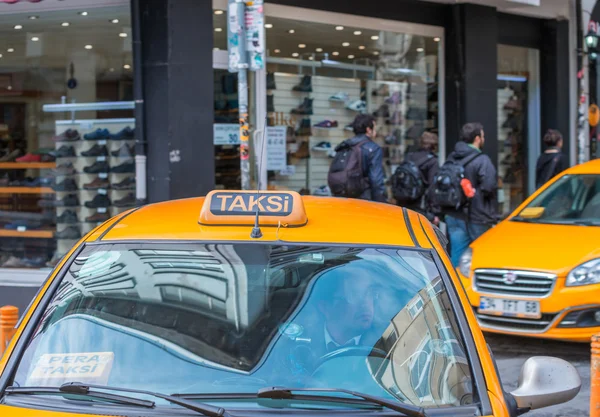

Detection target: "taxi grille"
[474, 308, 557, 332]
[474, 269, 556, 297]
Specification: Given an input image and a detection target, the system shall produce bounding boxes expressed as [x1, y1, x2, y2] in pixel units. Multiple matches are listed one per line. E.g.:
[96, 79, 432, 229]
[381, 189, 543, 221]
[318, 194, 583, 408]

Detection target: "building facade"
[0, 0, 581, 289]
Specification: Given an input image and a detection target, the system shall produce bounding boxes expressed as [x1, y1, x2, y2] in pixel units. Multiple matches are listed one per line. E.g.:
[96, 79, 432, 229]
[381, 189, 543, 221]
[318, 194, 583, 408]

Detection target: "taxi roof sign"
[199, 190, 308, 227]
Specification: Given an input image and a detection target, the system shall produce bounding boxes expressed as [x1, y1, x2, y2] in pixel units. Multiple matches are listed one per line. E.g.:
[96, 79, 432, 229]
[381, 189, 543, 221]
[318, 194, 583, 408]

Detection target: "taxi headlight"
[458, 247, 472, 278]
[566, 258, 600, 287]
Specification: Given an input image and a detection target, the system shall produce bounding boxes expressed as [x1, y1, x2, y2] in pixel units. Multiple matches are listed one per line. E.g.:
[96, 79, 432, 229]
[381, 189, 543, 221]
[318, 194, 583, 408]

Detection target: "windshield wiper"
[570, 220, 600, 226]
[256, 386, 427, 417]
[5, 382, 229, 417]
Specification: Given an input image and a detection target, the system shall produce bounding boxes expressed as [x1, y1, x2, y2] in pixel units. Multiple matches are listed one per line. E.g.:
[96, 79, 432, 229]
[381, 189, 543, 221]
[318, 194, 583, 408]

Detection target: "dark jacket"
[344, 135, 386, 202]
[405, 149, 439, 217]
[446, 141, 498, 225]
[535, 149, 567, 189]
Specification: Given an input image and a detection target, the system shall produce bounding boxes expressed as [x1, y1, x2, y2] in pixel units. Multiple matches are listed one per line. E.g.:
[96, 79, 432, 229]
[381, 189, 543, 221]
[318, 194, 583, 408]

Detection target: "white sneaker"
[346, 100, 366, 112]
[312, 185, 331, 196]
[329, 92, 349, 102]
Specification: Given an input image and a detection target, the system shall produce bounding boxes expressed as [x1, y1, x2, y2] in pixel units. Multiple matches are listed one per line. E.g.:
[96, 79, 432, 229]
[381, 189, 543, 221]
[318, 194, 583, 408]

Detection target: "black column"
[445, 4, 498, 164]
[136, 0, 215, 203]
[540, 20, 571, 163]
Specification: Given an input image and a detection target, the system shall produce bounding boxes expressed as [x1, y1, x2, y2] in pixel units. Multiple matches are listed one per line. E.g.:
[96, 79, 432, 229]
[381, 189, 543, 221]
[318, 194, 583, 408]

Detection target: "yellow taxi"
[0, 191, 580, 417]
[458, 159, 600, 342]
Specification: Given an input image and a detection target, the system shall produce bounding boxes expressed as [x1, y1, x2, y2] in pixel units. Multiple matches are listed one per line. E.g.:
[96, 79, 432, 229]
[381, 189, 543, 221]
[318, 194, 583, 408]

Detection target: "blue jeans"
[445, 216, 491, 266]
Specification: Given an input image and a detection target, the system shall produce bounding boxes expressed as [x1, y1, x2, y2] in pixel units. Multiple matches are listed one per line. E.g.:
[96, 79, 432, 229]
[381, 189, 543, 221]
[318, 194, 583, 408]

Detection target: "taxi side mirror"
[510, 356, 580, 412]
[518, 207, 545, 219]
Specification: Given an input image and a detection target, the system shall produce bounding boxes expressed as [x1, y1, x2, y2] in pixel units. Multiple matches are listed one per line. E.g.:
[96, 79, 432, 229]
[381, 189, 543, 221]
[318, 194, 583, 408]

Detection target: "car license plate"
[478, 297, 541, 319]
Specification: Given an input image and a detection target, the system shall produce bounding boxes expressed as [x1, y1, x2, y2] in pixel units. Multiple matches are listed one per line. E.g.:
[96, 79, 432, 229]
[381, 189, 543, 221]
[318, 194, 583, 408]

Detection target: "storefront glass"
[497, 44, 540, 216]
[212, 2, 443, 197]
[0, 4, 134, 270]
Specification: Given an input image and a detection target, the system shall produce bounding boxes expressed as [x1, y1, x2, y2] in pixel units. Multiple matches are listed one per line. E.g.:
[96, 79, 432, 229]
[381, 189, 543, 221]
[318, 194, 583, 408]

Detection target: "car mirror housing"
[510, 356, 581, 412]
[518, 207, 545, 219]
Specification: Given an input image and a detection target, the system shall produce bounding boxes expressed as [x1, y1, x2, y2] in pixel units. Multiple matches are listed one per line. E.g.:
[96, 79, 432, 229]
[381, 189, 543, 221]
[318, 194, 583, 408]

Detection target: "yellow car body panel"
[460, 159, 600, 342]
[0, 193, 511, 416]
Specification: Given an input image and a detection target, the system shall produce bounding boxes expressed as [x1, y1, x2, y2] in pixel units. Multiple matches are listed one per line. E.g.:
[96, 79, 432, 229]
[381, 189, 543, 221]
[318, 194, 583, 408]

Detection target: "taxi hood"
[470, 219, 600, 275]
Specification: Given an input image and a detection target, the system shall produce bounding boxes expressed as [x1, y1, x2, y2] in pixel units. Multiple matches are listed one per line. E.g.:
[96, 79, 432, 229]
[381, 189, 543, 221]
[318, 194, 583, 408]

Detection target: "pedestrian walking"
[427, 122, 498, 266]
[535, 129, 568, 189]
[391, 131, 439, 221]
[328, 114, 386, 202]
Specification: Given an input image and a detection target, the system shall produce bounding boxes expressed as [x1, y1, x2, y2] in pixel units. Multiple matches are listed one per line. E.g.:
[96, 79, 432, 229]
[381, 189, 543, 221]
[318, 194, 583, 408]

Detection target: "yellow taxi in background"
[458, 159, 600, 342]
[0, 191, 580, 417]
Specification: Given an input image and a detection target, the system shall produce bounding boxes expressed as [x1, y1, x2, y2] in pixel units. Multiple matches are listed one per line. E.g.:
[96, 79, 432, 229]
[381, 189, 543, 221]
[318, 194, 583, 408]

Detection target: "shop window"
[0, 5, 134, 270]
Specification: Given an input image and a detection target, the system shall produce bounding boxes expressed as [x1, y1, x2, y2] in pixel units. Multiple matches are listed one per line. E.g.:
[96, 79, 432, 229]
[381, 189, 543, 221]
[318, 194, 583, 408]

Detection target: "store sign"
[214, 124, 240, 145]
[266, 126, 286, 171]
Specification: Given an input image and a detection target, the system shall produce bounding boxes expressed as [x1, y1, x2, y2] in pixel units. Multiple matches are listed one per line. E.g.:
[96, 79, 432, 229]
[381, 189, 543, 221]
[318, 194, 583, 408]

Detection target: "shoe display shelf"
[52, 118, 137, 255]
[267, 72, 361, 193]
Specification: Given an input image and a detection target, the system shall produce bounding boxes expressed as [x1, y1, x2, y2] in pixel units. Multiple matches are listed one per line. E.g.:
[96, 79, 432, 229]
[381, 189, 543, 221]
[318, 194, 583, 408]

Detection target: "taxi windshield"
[515, 174, 600, 225]
[12, 243, 474, 410]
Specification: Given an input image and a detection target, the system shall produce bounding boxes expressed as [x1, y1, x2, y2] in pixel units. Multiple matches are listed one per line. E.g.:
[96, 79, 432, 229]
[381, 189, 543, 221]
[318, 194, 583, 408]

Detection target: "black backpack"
[328, 140, 368, 198]
[391, 153, 433, 204]
[427, 152, 482, 212]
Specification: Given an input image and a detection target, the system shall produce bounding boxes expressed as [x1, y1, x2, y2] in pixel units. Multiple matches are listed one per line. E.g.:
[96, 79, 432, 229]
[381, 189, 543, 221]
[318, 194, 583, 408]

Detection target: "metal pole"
[131, 0, 147, 203]
[239, 68, 251, 190]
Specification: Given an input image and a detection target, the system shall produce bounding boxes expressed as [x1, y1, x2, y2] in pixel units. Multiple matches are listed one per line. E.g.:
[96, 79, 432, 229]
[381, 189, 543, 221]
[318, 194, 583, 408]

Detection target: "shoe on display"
[267, 72, 276, 90]
[312, 185, 332, 196]
[344, 124, 354, 132]
[313, 120, 338, 129]
[84, 128, 111, 140]
[385, 91, 402, 105]
[406, 107, 427, 120]
[22, 256, 46, 268]
[85, 210, 111, 223]
[372, 84, 390, 97]
[4, 220, 42, 230]
[83, 161, 110, 174]
[502, 114, 519, 130]
[327, 150, 336, 158]
[329, 92, 349, 102]
[56, 226, 81, 240]
[292, 75, 312, 93]
[504, 97, 521, 111]
[57, 210, 79, 224]
[267, 94, 275, 113]
[22, 177, 42, 187]
[52, 145, 76, 158]
[373, 104, 390, 118]
[112, 177, 136, 190]
[56, 193, 80, 207]
[2, 256, 25, 268]
[386, 111, 403, 125]
[111, 161, 135, 174]
[81, 144, 109, 157]
[85, 194, 111, 209]
[291, 141, 310, 159]
[41, 153, 56, 162]
[110, 126, 135, 140]
[53, 178, 78, 192]
[0, 149, 23, 162]
[346, 100, 366, 112]
[295, 118, 312, 137]
[16, 153, 42, 163]
[290, 98, 313, 115]
[84, 176, 110, 190]
[312, 141, 332, 152]
[385, 129, 402, 145]
[53, 129, 81, 142]
[111, 144, 134, 158]
[114, 193, 137, 208]
[54, 162, 77, 176]
[286, 126, 296, 144]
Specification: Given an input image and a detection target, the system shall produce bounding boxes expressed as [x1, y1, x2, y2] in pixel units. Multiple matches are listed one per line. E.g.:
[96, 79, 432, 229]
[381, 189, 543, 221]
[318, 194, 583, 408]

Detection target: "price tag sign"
[16, 226, 26, 232]
[214, 124, 240, 145]
[98, 173, 108, 179]
[96, 156, 106, 162]
[98, 189, 107, 195]
[97, 207, 108, 214]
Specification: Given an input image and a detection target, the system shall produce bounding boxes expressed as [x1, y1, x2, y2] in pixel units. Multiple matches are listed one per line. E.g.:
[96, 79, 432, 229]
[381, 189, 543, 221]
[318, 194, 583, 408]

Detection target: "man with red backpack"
[327, 114, 386, 202]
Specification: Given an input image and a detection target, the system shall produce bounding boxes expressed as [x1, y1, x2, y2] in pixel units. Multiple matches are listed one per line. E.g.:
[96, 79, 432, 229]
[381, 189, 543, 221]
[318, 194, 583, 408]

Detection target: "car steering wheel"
[313, 346, 388, 372]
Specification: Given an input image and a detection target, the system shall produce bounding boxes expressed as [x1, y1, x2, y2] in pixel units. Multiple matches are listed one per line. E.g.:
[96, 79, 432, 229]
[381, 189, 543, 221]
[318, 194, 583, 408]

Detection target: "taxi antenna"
[250, 115, 268, 239]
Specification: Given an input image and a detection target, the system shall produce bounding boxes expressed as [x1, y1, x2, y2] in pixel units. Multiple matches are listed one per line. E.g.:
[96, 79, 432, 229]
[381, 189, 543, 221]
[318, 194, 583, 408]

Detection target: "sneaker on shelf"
[85, 210, 111, 223]
[290, 98, 313, 115]
[85, 194, 111, 209]
[327, 149, 336, 158]
[109, 126, 135, 140]
[81, 144, 109, 157]
[114, 193, 137, 207]
[83, 176, 110, 190]
[53, 129, 81, 142]
[0, 149, 23, 162]
[4, 220, 42, 230]
[291, 142, 310, 159]
[83, 161, 110, 174]
[385, 91, 402, 105]
[2, 256, 25, 268]
[504, 97, 521, 111]
[112, 177, 136, 190]
[51, 145, 76, 158]
[57, 210, 79, 224]
[312, 141, 332, 152]
[53, 178, 78, 192]
[344, 124, 354, 132]
[16, 153, 42, 163]
[372, 84, 390, 97]
[111, 161, 135, 174]
[346, 100, 366, 112]
[295, 118, 312, 137]
[41, 153, 56, 162]
[111, 144, 134, 158]
[56, 226, 81, 240]
[54, 162, 77, 176]
[55, 194, 80, 207]
[312, 185, 332, 196]
[84, 128, 111, 140]
[313, 120, 338, 129]
[329, 92, 349, 102]
[292, 75, 312, 93]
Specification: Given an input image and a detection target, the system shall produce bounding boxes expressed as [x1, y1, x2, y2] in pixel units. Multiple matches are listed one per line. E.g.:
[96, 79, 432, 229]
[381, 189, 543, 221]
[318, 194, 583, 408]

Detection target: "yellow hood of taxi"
[471, 220, 600, 274]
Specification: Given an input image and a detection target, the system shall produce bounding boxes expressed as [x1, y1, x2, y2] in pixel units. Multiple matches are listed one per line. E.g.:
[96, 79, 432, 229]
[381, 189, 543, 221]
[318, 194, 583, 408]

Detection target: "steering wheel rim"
[313, 346, 388, 371]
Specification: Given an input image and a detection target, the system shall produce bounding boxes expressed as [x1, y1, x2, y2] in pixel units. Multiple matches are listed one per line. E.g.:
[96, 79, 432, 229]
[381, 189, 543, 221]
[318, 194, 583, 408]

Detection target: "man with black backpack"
[391, 132, 439, 220]
[427, 123, 498, 266]
[328, 114, 386, 202]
